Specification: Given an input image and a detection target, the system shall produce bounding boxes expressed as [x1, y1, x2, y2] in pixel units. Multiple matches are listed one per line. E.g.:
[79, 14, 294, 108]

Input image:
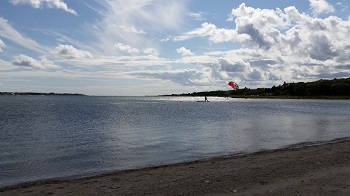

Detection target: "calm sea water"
[0, 96, 349, 187]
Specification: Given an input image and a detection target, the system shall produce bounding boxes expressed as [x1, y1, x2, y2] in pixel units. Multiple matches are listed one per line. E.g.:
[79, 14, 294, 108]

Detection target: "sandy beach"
[1, 139, 349, 196]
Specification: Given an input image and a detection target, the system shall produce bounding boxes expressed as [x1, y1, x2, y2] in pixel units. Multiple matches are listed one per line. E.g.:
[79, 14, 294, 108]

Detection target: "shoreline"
[161, 95, 350, 100]
[1, 138, 349, 195]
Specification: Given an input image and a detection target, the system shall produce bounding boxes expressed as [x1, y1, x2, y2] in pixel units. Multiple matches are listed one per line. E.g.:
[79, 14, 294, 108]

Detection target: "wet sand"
[1, 139, 349, 195]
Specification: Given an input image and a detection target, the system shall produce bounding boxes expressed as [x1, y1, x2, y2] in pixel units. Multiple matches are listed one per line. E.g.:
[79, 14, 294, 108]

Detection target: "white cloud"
[228, 3, 289, 49]
[0, 39, 5, 52]
[55, 44, 92, 59]
[176, 47, 194, 56]
[246, 68, 263, 80]
[188, 12, 205, 21]
[176, 5, 284, 48]
[119, 25, 147, 34]
[0, 58, 14, 71]
[336, 1, 349, 12]
[174, 22, 250, 43]
[90, 0, 187, 54]
[2, 1, 350, 95]
[9, 0, 77, 15]
[309, 0, 335, 15]
[174, 3, 350, 83]
[12, 55, 58, 69]
[218, 58, 247, 73]
[143, 48, 159, 56]
[175, 55, 215, 65]
[115, 42, 140, 55]
[0, 17, 47, 54]
[133, 69, 207, 86]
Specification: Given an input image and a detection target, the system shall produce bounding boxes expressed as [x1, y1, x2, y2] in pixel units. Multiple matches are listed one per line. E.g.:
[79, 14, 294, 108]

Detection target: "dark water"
[0, 96, 349, 187]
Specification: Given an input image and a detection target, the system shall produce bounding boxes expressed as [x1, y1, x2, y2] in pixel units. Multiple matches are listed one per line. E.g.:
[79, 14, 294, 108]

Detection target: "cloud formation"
[188, 12, 205, 21]
[55, 44, 92, 59]
[171, 3, 350, 87]
[174, 22, 250, 43]
[9, 0, 77, 15]
[143, 48, 159, 57]
[0, 17, 47, 54]
[115, 42, 140, 55]
[0, 39, 5, 52]
[119, 25, 147, 35]
[176, 47, 194, 56]
[309, 0, 335, 15]
[91, 0, 187, 54]
[1, 1, 349, 95]
[12, 55, 58, 69]
[133, 69, 206, 86]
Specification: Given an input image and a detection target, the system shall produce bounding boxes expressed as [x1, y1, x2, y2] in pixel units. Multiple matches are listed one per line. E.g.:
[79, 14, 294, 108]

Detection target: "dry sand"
[1, 139, 349, 196]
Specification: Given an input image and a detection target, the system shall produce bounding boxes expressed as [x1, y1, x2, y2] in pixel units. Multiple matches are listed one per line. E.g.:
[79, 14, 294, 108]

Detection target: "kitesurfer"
[228, 81, 239, 91]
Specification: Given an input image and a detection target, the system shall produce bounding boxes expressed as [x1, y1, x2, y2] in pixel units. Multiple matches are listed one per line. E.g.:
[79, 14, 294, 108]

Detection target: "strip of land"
[0, 92, 85, 96]
[1, 139, 349, 195]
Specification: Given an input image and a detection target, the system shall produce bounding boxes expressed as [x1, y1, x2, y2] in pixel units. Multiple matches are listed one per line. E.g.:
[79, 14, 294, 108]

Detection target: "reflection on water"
[0, 96, 349, 187]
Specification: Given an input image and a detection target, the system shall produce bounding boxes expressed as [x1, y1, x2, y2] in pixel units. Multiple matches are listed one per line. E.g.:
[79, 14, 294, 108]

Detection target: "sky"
[0, 0, 349, 96]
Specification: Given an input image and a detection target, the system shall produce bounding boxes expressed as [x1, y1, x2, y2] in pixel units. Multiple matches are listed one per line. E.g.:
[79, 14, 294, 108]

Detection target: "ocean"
[1, 96, 349, 187]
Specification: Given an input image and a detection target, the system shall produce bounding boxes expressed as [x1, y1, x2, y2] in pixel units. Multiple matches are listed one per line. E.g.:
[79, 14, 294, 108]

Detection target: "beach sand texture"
[1, 140, 349, 196]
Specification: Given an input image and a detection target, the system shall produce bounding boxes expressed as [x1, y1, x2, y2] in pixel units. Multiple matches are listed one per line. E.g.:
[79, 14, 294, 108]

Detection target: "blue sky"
[0, 0, 349, 96]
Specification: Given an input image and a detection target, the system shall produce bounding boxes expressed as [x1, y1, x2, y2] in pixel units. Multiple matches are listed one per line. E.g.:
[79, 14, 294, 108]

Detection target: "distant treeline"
[0, 92, 85, 96]
[166, 77, 350, 99]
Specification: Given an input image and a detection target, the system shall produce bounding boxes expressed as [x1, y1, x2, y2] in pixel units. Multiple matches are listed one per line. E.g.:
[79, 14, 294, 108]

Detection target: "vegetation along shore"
[165, 77, 350, 99]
